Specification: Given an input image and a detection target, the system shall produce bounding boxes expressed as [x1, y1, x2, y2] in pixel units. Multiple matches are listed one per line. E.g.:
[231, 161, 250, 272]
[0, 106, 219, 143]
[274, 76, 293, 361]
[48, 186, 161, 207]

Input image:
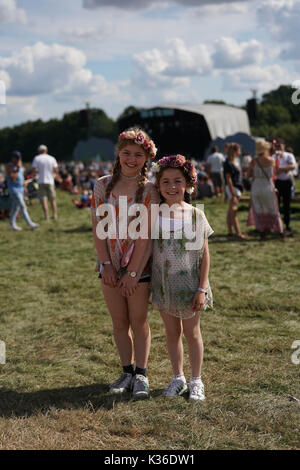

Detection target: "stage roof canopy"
[156, 103, 251, 140]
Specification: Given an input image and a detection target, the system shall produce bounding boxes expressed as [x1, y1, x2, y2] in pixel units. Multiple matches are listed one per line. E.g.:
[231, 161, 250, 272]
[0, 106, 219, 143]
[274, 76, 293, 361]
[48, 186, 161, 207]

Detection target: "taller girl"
[91, 128, 159, 399]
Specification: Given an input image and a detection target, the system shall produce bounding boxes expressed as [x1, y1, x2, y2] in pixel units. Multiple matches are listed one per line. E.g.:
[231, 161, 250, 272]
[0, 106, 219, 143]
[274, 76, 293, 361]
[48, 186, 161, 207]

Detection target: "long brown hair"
[227, 142, 241, 162]
[105, 127, 152, 203]
[155, 165, 195, 204]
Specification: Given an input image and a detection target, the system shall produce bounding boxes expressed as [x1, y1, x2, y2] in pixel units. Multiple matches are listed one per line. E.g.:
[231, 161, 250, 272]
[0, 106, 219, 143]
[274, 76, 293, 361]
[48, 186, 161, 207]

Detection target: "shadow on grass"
[48, 225, 92, 234]
[0, 384, 166, 417]
[209, 232, 285, 244]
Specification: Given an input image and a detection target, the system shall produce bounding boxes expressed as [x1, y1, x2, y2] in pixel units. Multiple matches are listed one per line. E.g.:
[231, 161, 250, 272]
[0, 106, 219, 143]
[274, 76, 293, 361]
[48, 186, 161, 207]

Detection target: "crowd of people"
[0, 137, 298, 239]
[0, 149, 114, 224]
[195, 139, 298, 239]
[1, 128, 299, 402]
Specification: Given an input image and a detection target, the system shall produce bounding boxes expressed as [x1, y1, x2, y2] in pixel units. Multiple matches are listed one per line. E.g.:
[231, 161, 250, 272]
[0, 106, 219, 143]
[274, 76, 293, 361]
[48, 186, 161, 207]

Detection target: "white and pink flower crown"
[119, 130, 157, 158]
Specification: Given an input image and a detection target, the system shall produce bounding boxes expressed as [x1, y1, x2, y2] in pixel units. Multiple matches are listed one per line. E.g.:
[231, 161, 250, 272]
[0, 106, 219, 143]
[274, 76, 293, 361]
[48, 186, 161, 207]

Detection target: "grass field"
[0, 187, 299, 450]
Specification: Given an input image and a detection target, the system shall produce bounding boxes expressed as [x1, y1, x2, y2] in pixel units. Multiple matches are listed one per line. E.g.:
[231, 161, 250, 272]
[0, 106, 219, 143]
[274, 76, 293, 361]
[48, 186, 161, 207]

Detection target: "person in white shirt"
[272, 139, 296, 233]
[206, 146, 225, 199]
[32, 145, 58, 221]
[286, 146, 298, 200]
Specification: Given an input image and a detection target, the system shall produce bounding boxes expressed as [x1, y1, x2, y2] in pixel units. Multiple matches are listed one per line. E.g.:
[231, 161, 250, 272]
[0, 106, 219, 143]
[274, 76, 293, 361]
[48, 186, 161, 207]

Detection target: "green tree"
[257, 104, 291, 127]
[261, 85, 300, 123]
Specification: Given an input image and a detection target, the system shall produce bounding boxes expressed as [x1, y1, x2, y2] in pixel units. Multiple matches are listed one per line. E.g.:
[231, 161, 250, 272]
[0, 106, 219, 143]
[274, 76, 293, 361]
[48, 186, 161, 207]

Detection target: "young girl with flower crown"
[151, 155, 213, 402]
[91, 128, 159, 399]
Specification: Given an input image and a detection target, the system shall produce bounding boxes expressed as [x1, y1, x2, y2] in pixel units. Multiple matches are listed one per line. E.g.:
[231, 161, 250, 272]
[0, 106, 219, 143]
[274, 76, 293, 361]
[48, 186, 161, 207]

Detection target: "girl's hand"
[192, 292, 206, 312]
[118, 275, 139, 297]
[101, 265, 118, 288]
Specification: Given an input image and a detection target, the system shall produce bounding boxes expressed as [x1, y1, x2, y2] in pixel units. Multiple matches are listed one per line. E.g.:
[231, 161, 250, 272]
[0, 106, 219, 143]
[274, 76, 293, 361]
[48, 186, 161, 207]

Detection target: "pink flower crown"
[119, 130, 157, 158]
[153, 155, 198, 185]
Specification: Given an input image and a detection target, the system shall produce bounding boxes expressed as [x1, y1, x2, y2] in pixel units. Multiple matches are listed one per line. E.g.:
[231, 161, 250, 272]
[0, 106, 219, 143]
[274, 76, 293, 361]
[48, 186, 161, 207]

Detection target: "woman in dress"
[91, 128, 159, 399]
[247, 139, 283, 239]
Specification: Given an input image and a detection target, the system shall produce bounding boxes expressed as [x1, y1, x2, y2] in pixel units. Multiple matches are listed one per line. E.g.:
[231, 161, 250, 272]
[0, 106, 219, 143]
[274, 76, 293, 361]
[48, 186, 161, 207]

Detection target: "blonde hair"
[227, 142, 241, 162]
[256, 139, 271, 156]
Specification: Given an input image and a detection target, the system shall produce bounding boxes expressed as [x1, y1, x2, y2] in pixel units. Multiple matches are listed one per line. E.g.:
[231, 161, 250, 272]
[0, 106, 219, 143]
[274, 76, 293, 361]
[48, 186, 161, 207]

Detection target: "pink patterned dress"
[91, 175, 159, 276]
[247, 162, 283, 233]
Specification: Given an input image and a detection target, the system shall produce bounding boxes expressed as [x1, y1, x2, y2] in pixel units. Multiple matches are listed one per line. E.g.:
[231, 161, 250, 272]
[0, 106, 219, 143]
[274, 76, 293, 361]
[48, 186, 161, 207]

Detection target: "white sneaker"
[30, 223, 39, 230]
[10, 225, 22, 231]
[189, 379, 205, 402]
[132, 374, 150, 400]
[163, 378, 188, 397]
[109, 373, 133, 394]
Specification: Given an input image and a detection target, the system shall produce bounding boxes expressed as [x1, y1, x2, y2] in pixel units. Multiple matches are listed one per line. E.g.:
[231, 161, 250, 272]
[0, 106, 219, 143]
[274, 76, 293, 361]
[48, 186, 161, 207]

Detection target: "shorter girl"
[151, 155, 213, 402]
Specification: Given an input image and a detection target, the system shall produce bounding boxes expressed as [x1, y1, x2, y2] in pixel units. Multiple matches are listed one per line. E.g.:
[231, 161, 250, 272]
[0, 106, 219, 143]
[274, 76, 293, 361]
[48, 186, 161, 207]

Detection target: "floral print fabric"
[151, 208, 213, 319]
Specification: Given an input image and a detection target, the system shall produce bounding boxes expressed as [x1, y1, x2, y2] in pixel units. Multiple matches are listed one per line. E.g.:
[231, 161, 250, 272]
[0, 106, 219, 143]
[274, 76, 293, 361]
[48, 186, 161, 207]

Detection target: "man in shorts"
[32, 145, 58, 221]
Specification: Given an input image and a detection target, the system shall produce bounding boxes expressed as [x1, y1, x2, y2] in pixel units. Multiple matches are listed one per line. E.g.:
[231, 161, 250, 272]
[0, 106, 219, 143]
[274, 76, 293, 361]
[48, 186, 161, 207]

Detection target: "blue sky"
[0, 0, 299, 128]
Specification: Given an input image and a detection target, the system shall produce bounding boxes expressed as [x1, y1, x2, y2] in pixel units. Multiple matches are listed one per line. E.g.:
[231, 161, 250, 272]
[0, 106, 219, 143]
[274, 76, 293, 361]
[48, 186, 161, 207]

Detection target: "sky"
[0, 0, 299, 128]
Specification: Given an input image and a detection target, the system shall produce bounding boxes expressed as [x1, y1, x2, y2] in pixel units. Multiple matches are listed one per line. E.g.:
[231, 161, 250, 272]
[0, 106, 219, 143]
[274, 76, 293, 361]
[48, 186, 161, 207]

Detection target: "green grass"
[0, 188, 299, 450]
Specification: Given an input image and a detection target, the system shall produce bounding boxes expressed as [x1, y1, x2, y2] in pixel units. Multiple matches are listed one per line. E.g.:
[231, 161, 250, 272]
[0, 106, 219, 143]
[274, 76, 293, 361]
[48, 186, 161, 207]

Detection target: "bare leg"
[51, 200, 57, 220]
[227, 205, 233, 234]
[230, 198, 247, 238]
[182, 313, 203, 378]
[160, 312, 184, 376]
[101, 281, 134, 366]
[127, 283, 151, 369]
[41, 198, 49, 221]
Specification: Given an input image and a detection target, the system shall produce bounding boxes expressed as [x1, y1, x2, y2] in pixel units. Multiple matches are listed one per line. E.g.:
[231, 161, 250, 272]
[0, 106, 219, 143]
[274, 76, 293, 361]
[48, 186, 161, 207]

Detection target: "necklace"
[120, 172, 140, 180]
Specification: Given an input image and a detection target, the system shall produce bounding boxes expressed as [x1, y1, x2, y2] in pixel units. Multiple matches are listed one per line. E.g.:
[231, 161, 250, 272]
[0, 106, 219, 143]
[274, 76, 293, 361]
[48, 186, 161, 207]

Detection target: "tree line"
[0, 85, 299, 163]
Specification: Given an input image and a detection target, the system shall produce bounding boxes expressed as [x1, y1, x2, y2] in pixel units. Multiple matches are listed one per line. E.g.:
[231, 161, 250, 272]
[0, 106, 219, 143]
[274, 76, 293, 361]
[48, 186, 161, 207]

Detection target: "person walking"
[6, 151, 38, 231]
[272, 139, 296, 234]
[206, 146, 225, 199]
[247, 139, 283, 240]
[223, 143, 247, 239]
[32, 145, 58, 221]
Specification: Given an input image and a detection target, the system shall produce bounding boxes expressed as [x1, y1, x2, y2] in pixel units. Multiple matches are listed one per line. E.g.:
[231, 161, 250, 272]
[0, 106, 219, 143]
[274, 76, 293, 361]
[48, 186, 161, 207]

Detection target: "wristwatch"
[127, 271, 137, 278]
[99, 261, 111, 275]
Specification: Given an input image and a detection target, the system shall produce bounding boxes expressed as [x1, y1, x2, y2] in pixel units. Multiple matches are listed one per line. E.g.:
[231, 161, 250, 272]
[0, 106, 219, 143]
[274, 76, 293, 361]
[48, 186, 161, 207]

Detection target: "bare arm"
[192, 238, 210, 312]
[118, 184, 159, 297]
[225, 173, 236, 197]
[199, 238, 210, 291]
[118, 210, 153, 297]
[247, 159, 255, 179]
[277, 164, 296, 174]
[6, 163, 21, 182]
[92, 214, 118, 288]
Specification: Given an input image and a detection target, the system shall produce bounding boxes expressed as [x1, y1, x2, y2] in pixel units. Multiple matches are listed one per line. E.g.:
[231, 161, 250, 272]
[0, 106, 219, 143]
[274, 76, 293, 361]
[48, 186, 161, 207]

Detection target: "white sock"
[174, 374, 186, 383]
[190, 376, 202, 384]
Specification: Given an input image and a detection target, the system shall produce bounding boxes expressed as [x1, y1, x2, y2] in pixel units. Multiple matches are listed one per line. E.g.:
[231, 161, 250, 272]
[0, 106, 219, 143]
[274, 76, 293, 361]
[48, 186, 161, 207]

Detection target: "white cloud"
[222, 64, 295, 93]
[0, 0, 27, 24]
[193, 2, 249, 15]
[257, 0, 300, 60]
[61, 24, 114, 44]
[133, 38, 212, 89]
[133, 36, 266, 90]
[83, 0, 250, 9]
[213, 37, 264, 68]
[0, 42, 123, 101]
[0, 41, 132, 126]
